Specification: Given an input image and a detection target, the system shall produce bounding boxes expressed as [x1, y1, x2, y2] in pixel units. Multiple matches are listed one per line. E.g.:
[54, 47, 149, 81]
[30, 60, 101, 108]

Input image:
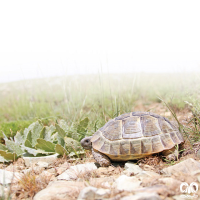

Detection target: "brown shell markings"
[91, 112, 184, 161]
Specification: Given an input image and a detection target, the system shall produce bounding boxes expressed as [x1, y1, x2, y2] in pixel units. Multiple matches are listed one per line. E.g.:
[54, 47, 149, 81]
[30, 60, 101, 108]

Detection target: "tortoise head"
[80, 136, 93, 150]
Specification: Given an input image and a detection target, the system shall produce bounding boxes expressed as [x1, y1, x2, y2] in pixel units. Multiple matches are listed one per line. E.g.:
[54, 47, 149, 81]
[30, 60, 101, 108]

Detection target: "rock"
[0, 169, 21, 184]
[33, 181, 85, 200]
[121, 192, 162, 200]
[77, 186, 110, 200]
[142, 164, 155, 171]
[116, 175, 141, 191]
[96, 166, 118, 176]
[134, 185, 169, 195]
[89, 177, 116, 188]
[172, 195, 186, 200]
[124, 162, 143, 174]
[36, 161, 49, 168]
[136, 171, 160, 181]
[23, 153, 59, 167]
[22, 166, 43, 174]
[159, 177, 182, 187]
[56, 162, 70, 175]
[162, 158, 200, 176]
[196, 149, 200, 159]
[40, 171, 53, 179]
[47, 168, 56, 175]
[191, 170, 200, 182]
[57, 162, 97, 181]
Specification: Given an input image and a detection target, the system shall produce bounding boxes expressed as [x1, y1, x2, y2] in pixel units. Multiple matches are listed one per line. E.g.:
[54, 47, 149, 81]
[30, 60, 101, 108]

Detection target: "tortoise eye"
[85, 139, 89, 143]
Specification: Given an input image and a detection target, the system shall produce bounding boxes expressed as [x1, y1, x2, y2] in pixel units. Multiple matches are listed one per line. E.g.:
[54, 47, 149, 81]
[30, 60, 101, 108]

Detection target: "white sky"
[0, 50, 200, 82]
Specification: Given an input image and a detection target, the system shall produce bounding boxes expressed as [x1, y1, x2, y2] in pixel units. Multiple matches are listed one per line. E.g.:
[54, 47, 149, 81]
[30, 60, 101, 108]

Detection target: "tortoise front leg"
[92, 148, 111, 167]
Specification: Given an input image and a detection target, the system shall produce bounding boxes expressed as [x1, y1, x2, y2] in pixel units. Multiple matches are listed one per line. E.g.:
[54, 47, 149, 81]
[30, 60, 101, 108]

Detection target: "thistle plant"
[0, 118, 89, 162]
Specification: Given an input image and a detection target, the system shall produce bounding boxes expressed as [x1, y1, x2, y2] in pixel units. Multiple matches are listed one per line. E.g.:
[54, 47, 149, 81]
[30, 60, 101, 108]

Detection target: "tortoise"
[81, 112, 184, 167]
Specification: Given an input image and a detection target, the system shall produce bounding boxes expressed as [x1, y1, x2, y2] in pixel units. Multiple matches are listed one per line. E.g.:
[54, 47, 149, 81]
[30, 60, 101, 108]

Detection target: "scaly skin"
[92, 148, 111, 167]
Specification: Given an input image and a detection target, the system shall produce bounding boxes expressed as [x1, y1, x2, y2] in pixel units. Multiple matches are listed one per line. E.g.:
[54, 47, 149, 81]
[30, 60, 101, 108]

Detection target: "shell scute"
[109, 141, 120, 156]
[99, 140, 110, 154]
[122, 116, 142, 139]
[159, 118, 174, 133]
[115, 113, 131, 120]
[132, 111, 149, 116]
[101, 120, 122, 141]
[130, 139, 141, 155]
[120, 140, 130, 155]
[92, 135, 104, 150]
[141, 138, 152, 153]
[160, 133, 175, 149]
[141, 115, 161, 137]
[151, 135, 164, 153]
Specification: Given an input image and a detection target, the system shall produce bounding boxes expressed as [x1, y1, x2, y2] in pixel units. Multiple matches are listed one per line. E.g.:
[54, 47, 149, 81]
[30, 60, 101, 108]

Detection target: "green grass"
[0, 72, 200, 142]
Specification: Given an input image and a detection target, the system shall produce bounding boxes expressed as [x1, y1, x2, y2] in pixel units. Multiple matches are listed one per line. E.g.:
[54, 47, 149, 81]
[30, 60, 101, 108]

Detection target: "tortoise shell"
[91, 112, 184, 161]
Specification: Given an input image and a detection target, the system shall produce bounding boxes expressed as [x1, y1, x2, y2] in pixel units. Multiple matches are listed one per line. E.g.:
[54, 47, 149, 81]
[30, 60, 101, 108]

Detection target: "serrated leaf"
[35, 138, 55, 152]
[55, 124, 66, 138]
[69, 150, 85, 158]
[57, 134, 65, 147]
[0, 155, 9, 162]
[5, 140, 24, 156]
[31, 121, 43, 147]
[64, 137, 83, 153]
[55, 144, 68, 156]
[0, 143, 8, 151]
[58, 119, 68, 132]
[2, 132, 8, 141]
[0, 150, 17, 161]
[24, 139, 32, 148]
[22, 146, 47, 156]
[44, 125, 56, 141]
[26, 130, 32, 145]
[77, 117, 89, 133]
[14, 131, 24, 145]
[39, 127, 46, 139]
[80, 117, 89, 128]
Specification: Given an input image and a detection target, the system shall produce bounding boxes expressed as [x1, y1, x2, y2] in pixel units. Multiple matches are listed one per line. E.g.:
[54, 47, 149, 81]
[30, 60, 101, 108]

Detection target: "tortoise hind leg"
[92, 148, 111, 167]
[162, 147, 178, 161]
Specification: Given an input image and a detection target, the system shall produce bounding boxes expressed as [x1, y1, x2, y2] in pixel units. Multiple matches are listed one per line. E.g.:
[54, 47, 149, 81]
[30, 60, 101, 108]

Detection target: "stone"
[0, 169, 21, 184]
[162, 158, 200, 176]
[191, 170, 200, 182]
[33, 181, 85, 200]
[172, 195, 186, 200]
[124, 162, 143, 174]
[56, 162, 70, 175]
[121, 192, 162, 200]
[40, 170, 53, 179]
[22, 166, 43, 174]
[47, 168, 56, 175]
[89, 177, 116, 188]
[36, 161, 49, 168]
[77, 186, 110, 200]
[57, 162, 97, 181]
[134, 185, 169, 195]
[159, 177, 182, 187]
[135, 171, 160, 181]
[116, 175, 141, 191]
[142, 164, 155, 171]
[23, 153, 59, 167]
[196, 149, 200, 159]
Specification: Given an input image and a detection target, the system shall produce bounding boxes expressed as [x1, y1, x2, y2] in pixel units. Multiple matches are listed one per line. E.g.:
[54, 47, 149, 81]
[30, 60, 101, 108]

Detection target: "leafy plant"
[0, 118, 89, 162]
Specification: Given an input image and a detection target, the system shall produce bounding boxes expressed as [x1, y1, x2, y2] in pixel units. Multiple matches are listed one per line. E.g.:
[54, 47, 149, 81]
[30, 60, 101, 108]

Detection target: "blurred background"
[0, 0, 200, 142]
[0, 50, 200, 82]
